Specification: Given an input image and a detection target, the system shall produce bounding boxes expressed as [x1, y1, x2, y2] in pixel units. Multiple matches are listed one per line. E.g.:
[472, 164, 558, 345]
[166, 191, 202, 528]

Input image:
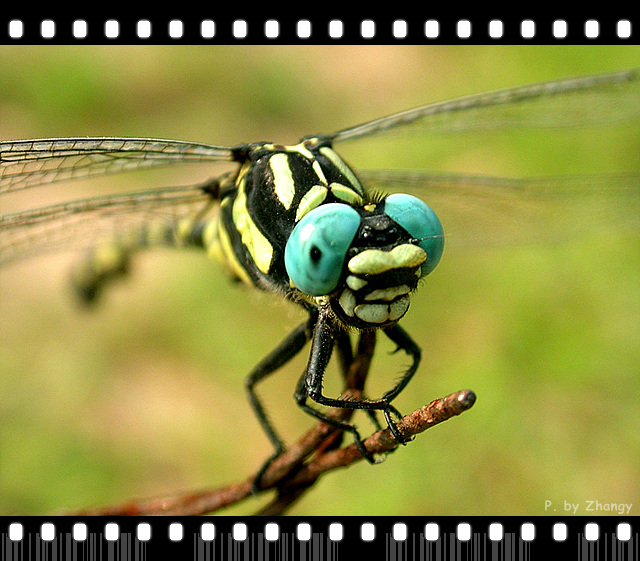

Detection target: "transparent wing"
[0, 137, 235, 194]
[329, 68, 640, 143]
[0, 185, 214, 266]
[359, 169, 640, 249]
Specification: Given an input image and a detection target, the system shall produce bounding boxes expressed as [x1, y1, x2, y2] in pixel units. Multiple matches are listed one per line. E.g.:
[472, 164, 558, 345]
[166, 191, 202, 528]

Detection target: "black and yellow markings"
[219, 140, 368, 290]
[231, 173, 274, 276]
[70, 139, 370, 303]
[268, 152, 296, 211]
[268, 141, 366, 224]
[318, 145, 364, 198]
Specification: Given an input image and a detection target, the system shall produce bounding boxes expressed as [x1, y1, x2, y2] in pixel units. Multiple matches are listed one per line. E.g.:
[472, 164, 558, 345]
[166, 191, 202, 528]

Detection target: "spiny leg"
[246, 315, 315, 491]
[380, 324, 422, 443]
[321, 331, 353, 452]
[334, 330, 383, 432]
[380, 324, 422, 401]
[333, 330, 353, 379]
[306, 330, 381, 457]
[295, 309, 407, 462]
[294, 355, 376, 464]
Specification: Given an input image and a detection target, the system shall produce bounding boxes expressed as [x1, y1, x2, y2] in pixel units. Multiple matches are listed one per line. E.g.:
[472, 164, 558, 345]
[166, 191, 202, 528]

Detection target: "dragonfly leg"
[380, 324, 422, 444]
[334, 330, 383, 432]
[247, 315, 315, 492]
[294, 366, 375, 465]
[380, 324, 422, 402]
[333, 330, 353, 378]
[296, 309, 412, 462]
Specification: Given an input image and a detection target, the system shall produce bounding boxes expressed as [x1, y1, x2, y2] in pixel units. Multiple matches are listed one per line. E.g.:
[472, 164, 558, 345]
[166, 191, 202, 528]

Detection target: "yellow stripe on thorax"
[215, 198, 253, 284]
[232, 176, 274, 275]
[269, 152, 296, 210]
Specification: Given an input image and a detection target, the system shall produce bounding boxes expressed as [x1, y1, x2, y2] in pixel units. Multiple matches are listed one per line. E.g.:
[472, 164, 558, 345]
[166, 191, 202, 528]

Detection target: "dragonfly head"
[284, 194, 444, 328]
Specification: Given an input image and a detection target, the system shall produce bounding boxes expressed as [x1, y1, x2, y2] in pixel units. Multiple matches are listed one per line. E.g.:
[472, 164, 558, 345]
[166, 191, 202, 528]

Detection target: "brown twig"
[64, 331, 476, 516]
[66, 389, 475, 516]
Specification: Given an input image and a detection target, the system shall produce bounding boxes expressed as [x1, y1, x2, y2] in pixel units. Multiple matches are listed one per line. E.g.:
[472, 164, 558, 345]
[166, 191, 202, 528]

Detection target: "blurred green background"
[1, 45, 639, 516]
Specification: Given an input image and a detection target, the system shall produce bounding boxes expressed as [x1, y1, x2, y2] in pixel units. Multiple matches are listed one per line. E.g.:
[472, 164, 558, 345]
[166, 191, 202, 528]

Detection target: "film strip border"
[0, 18, 637, 43]
[1, 518, 637, 560]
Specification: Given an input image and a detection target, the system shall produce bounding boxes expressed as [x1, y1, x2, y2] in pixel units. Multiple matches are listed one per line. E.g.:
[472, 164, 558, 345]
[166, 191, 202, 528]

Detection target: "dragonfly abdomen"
[71, 210, 224, 304]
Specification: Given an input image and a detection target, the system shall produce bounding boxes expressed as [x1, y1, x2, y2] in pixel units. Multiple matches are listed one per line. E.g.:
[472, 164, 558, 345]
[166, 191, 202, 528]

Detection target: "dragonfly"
[2, 67, 639, 490]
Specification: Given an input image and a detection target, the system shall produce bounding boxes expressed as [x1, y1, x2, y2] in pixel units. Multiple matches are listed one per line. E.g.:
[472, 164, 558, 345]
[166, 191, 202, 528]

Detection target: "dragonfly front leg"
[295, 308, 398, 463]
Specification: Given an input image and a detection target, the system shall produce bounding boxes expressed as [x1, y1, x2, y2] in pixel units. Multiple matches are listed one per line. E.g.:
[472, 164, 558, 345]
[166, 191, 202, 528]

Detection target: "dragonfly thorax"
[218, 138, 367, 291]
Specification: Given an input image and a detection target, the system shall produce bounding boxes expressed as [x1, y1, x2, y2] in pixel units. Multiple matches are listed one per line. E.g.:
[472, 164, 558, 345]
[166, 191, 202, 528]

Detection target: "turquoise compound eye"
[384, 193, 445, 276]
[285, 203, 361, 296]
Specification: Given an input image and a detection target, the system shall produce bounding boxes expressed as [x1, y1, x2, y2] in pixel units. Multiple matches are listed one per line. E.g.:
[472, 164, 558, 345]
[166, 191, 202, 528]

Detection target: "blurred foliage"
[1, 45, 639, 516]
